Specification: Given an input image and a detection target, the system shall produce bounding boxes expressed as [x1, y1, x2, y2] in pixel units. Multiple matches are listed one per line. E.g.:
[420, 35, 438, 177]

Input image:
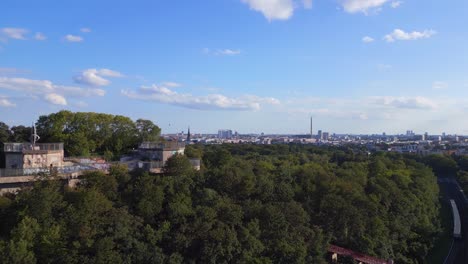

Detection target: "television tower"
[310, 116, 313, 139]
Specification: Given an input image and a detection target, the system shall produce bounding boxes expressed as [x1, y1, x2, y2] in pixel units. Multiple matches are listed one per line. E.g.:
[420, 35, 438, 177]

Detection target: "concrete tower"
[310, 116, 313, 139]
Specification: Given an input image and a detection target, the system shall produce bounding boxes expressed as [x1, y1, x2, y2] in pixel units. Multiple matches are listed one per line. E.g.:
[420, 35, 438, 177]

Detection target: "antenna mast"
[31, 123, 40, 146]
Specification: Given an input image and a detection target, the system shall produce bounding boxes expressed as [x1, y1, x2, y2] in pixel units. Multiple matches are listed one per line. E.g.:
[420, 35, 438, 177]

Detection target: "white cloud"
[1, 28, 29, 40]
[340, 0, 389, 13]
[98, 68, 123, 77]
[80, 28, 92, 33]
[45, 93, 67, 105]
[241, 0, 295, 20]
[0, 97, 15, 107]
[73, 68, 123, 86]
[362, 36, 375, 43]
[384, 29, 436, 42]
[303, 0, 313, 9]
[64, 34, 83, 42]
[204, 48, 242, 56]
[283, 95, 445, 131]
[370, 96, 438, 109]
[432, 81, 448, 90]
[73, 101, 89, 108]
[215, 49, 241, 56]
[122, 84, 279, 111]
[56, 86, 106, 97]
[390, 1, 402, 8]
[377, 64, 392, 70]
[34, 32, 46, 40]
[0, 67, 28, 75]
[0, 77, 54, 93]
[162, 82, 182, 88]
[0, 77, 105, 105]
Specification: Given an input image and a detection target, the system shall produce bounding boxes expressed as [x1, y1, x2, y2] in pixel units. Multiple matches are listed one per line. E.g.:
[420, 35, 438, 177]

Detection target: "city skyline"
[1, 0, 468, 134]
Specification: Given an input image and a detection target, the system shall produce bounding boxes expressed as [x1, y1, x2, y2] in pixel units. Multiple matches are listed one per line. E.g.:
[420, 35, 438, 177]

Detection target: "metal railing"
[3, 143, 64, 152]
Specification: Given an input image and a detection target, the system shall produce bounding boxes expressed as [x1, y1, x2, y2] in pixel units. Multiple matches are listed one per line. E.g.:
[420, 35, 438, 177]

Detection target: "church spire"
[186, 126, 191, 143]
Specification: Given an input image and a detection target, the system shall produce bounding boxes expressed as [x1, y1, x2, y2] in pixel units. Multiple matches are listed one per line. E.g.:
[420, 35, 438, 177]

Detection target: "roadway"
[438, 176, 468, 264]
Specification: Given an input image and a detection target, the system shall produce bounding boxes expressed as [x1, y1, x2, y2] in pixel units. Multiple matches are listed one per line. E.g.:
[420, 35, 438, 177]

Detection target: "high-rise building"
[218, 129, 233, 139]
[322, 132, 329, 140]
[317, 130, 323, 140]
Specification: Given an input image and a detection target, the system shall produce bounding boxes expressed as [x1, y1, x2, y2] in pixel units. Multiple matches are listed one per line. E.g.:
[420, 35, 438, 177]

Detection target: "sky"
[1, 0, 468, 135]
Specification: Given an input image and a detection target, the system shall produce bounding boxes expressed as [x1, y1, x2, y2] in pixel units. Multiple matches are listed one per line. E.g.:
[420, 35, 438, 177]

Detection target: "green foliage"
[164, 153, 194, 177]
[422, 154, 458, 175]
[34, 111, 161, 157]
[10, 126, 32, 143]
[136, 119, 161, 142]
[0, 144, 440, 264]
[0, 121, 11, 143]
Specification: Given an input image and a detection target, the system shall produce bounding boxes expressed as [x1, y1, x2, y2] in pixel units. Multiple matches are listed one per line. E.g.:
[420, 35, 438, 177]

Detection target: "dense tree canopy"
[33, 111, 161, 157]
[0, 144, 441, 263]
[0, 122, 32, 144]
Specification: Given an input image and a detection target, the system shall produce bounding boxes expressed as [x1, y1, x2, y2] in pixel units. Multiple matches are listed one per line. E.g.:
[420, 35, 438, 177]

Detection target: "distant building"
[322, 132, 330, 140]
[318, 130, 323, 140]
[218, 129, 233, 139]
[137, 141, 185, 165]
[423, 132, 428, 141]
[121, 141, 200, 173]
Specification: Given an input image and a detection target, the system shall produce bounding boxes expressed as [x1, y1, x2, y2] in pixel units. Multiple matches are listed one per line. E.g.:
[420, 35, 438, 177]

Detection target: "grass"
[426, 198, 453, 264]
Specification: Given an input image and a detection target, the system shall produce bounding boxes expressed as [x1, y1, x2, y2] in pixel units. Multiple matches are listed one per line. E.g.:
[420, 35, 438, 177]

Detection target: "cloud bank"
[340, 0, 389, 13]
[74, 68, 123, 87]
[0, 96, 15, 107]
[0, 77, 105, 106]
[384, 29, 436, 42]
[1, 28, 29, 41]
[64, 34, 83, 42]
[122, 83, 279, 111]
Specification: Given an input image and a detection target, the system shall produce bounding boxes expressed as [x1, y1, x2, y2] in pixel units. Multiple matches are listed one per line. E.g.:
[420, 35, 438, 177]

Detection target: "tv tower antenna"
[310, 116, 313, 139]
[30, 123, 40, 146]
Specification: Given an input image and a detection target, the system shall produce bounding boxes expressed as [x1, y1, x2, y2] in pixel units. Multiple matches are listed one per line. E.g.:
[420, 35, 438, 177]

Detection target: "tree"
[10, 126, 32, 142]
[164, 154, 194, 177]
[1, 216, 40, 264]
[0, 121, 10, 143]
[136, 119, 161, 143]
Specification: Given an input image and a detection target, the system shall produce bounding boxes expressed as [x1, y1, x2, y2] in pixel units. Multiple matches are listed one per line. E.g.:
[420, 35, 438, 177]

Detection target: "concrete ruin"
[121, 141, 200, 173]
[2, 143, 64, 170]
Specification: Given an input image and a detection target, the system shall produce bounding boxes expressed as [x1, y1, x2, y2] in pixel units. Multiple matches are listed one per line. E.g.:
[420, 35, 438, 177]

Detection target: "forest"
[0, 129, 442, 264]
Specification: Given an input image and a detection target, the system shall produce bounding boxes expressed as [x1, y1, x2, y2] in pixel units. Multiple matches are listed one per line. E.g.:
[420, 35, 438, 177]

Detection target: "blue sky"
[1, 0, 468, 135]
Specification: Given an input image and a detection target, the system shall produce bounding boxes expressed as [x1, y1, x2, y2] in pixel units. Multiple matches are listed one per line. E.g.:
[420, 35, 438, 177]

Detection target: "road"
[438, 176, 468, 264]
